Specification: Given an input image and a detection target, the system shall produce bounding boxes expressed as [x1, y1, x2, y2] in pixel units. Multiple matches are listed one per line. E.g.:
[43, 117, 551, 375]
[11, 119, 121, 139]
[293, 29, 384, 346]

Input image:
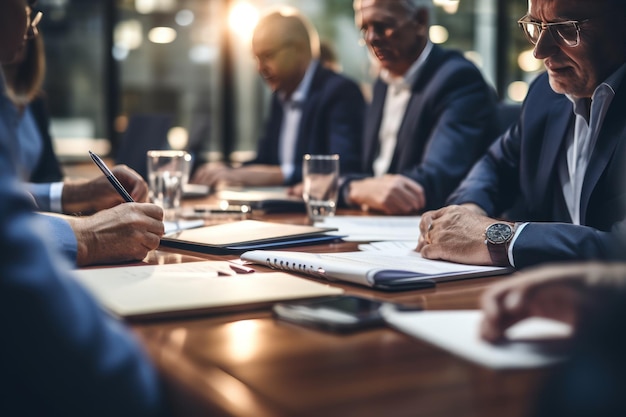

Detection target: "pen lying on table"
[89, 150, 134, 203]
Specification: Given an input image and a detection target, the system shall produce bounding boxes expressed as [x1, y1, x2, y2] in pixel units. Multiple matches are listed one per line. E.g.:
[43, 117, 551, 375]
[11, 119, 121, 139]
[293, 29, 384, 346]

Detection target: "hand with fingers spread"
[416, 204, 495, 265]
[479, 262, 626, 344]
[348, 174, 425, 214]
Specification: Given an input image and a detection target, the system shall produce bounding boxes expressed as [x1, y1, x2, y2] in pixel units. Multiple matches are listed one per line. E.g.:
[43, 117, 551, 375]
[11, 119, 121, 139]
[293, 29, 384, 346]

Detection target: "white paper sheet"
[381, 308, 572, 369]
[73, 261, 343, 318]
[315, 215, 421, 242]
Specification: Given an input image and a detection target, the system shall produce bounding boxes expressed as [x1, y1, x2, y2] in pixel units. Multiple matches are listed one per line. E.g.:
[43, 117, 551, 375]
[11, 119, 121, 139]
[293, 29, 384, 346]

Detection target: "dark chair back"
[115, 114, 173, 179]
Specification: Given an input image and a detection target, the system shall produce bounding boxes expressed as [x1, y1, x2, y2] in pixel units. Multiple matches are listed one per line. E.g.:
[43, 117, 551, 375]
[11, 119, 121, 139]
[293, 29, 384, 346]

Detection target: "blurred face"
[354, 0, 428, 77]
[528, 0, 626, 98]
[252, 24, 308, 97]
[0, 0, 29, 64]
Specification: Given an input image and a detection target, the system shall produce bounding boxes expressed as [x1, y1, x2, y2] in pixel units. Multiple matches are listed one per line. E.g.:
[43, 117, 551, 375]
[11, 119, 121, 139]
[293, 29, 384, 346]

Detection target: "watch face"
[486, 223, 513, 244]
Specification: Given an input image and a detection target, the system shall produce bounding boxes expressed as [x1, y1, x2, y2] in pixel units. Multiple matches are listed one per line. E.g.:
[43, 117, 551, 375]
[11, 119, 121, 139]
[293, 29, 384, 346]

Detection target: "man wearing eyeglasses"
[0, 1, 167, 415]
[418, 0, 626, 268]
[192, 7, 364, 187]
[342, 0, 498, 215]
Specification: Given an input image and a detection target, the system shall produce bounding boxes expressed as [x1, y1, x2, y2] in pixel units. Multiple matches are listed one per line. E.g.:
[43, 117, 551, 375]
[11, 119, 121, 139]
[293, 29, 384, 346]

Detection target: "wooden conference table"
[124, 203, 549, 417]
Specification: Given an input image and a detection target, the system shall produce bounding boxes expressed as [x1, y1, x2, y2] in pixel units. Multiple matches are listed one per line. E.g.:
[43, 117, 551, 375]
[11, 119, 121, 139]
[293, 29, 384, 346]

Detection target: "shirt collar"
[380, 41, 433, 89]
[566, 63, 626, 113]
[279, 60, 318, 106]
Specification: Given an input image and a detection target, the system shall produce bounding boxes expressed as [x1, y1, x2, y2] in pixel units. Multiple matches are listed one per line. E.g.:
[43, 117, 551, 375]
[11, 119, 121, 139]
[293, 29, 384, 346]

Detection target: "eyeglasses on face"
[359, 19, 413, 41]
[517, 14, 588, 48]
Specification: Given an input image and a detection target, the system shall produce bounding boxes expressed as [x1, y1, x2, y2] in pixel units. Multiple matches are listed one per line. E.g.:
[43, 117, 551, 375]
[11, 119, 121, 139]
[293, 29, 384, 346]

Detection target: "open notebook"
[241, 250, 511, 291]
[73, 261, 343, 320]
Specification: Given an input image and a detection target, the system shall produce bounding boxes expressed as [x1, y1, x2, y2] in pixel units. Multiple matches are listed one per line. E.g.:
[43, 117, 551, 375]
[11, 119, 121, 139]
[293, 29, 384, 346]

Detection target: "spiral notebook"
[240, 250, 511, 291]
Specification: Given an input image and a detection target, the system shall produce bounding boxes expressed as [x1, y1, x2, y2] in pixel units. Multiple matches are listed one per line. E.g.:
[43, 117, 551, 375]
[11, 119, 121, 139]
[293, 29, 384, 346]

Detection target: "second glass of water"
[302, 154, 339, 222]
[147, 150, 191, 220]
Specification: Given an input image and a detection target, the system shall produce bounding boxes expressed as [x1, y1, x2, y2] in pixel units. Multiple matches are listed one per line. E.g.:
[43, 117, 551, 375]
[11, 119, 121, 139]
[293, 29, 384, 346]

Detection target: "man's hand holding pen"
[62, 165, 149, 214]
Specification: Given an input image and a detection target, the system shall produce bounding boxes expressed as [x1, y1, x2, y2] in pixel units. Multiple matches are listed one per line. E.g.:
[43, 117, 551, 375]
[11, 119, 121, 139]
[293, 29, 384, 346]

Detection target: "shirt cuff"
[50, 182, 64, 213]
[280, 164, 295, 184]
[508, 222, 528, 268]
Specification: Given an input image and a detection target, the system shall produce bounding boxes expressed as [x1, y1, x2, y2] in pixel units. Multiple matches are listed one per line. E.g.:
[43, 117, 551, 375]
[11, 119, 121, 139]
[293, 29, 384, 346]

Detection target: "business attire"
[341, 44, 498, 211]
[0, 71, 166, 417]
[252, 61, 364, 185]
[2, 92, 79, 262]
[448, 70, 626, 267]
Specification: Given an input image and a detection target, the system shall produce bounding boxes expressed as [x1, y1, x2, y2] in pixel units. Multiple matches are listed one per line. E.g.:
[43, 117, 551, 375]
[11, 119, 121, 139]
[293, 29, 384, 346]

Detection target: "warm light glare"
[518, 49, 543, 72]
[168, 127, 189, 150]
[148, 27, 177, 44]
[464, 50, 483, 69]
[228, 2, 260, 42]
[226, 320, 261, 361]
[437, 0, 460, 14]
[429, 25, 449, 44]
[135, 0, 176, 14]
[508, 81, 529, 102]
[114, 19, 143, 50]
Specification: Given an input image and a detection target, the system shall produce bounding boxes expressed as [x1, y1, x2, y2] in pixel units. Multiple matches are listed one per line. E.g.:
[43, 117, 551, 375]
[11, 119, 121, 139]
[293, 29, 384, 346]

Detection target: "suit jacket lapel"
[535, 100, 573, 204]
[363, 80, 387, 172]
[580, 85, 626, 222]
[389, 46, 444, 172]
[293, 64, 324, 159]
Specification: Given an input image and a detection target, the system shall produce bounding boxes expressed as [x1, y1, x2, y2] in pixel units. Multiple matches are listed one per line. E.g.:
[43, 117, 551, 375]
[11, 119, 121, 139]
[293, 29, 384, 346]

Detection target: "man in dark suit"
[418, 0, 626, 268]
[0, 1, 166, 415]
[191, 7, 364, 187]
[341, 0, 498, 215]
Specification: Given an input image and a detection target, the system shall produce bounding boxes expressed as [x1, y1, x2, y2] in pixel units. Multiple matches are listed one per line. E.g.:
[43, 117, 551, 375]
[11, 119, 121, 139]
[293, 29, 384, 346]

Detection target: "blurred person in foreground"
[418, 0, 626, 269]
[481, 262, 626, 417]
[340, 0, 498, 215]
[1, 28, 164, 267]
[0, 1, 167, 415]
[192, 7, 364, 187]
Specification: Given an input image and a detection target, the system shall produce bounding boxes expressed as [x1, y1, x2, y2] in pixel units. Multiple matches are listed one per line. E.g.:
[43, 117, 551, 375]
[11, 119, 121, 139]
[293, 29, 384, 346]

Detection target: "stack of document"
[160, 220, 339, 253]
[73, 261, 343, 320]
[315, 215, 421, 242]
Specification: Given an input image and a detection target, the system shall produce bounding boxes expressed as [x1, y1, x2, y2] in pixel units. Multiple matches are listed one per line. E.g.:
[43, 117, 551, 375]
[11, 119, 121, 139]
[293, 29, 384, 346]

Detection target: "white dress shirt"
[277, 60, 318, 182]
[373, 42, 433, 178]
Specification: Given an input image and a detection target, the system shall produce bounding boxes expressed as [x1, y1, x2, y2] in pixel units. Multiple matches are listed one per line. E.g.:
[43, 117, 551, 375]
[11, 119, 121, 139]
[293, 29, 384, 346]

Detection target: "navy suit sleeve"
[319, 78, 364, 177]
[0, 179, 167, 417]
[0, 91, 166, 415]
[401, 61, 498, 210]
[446, 120, 523, 216]
[513, 222, 625, 268]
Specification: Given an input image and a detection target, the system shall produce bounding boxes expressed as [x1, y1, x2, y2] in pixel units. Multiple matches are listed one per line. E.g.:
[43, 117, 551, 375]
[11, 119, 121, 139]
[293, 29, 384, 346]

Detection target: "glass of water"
[302, 154, 339, 222]
[147, 150, 191, 220]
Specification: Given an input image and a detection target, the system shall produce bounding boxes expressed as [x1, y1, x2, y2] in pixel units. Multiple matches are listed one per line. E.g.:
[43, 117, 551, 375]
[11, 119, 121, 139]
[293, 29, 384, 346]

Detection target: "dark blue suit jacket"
[347, 45, 498, 210]
[449, 72, 626, 267]
[0, 79, 166, 417]
[252, 63, 365, 185]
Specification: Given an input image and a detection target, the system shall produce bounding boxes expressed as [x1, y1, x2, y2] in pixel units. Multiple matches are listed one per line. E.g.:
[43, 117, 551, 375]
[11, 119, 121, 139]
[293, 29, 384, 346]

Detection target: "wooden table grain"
[124, 206, 550, 417]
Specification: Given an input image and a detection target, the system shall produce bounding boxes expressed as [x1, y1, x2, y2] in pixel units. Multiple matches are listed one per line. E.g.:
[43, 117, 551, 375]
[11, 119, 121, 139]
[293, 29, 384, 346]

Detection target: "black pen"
[89, 150, 134, 202]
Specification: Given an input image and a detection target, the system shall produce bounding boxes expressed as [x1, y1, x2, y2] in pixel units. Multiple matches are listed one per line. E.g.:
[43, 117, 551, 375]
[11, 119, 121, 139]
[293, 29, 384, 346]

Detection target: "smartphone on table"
[273, 295, 420, 333]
